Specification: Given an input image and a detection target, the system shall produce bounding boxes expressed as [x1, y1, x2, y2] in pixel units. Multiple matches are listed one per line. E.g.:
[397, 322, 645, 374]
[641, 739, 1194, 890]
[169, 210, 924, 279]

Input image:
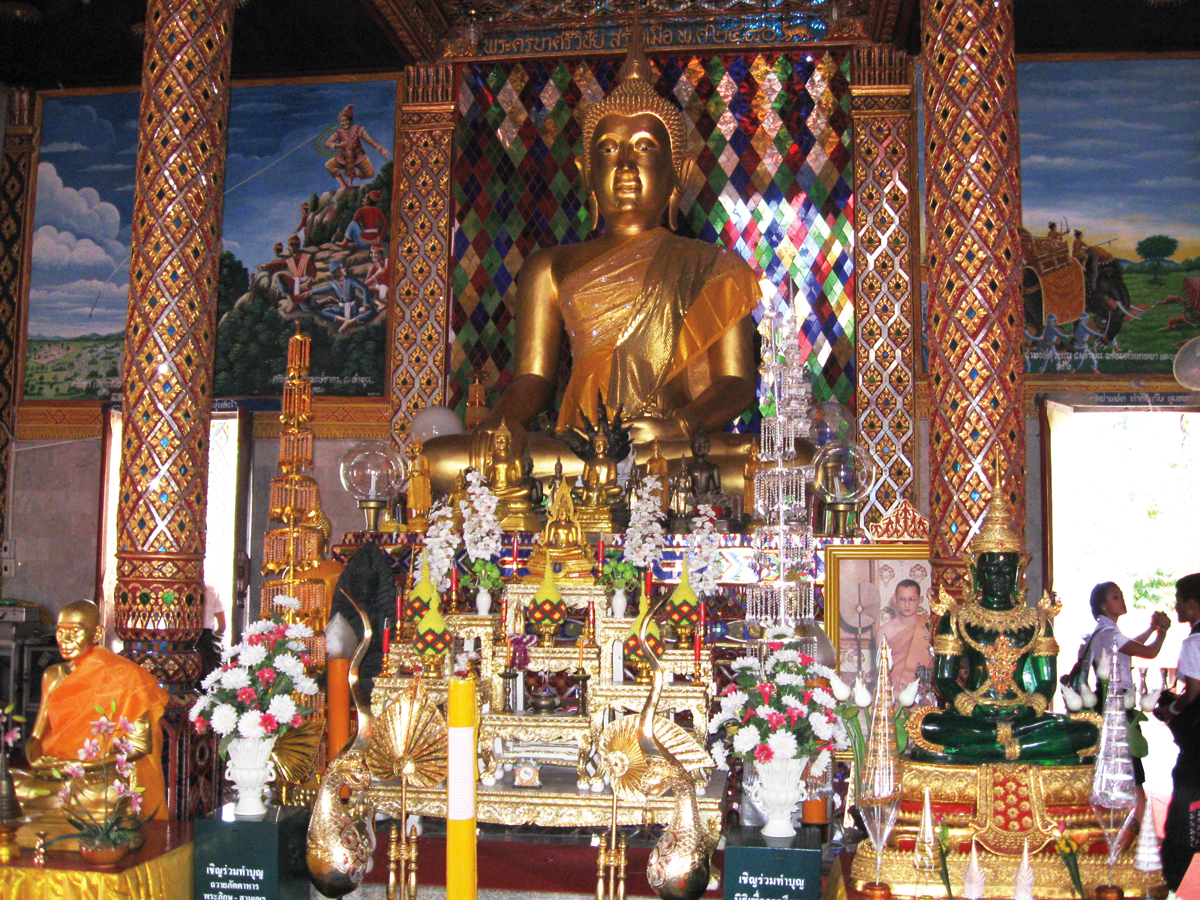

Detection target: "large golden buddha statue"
[424, 25, 760, 496]
[14, 600, 169, 843]
[905, 488, 1099, 765]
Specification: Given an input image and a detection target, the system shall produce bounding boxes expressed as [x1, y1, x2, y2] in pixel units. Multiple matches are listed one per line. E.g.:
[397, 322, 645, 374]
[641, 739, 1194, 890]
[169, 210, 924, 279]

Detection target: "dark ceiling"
[0, 0, 1195, 90]
[0, 0, 412, 90]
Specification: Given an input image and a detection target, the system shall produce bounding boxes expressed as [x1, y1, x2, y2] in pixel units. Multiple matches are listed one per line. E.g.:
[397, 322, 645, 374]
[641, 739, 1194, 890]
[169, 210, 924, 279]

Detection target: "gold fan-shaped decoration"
[598, 714, 712, 800]
[366, 680, 449, 786]
[272, 715, 324, 784]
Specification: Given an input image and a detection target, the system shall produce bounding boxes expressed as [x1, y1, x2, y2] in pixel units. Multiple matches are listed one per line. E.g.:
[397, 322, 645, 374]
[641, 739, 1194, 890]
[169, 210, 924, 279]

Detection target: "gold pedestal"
[848, 761, 1165, 899]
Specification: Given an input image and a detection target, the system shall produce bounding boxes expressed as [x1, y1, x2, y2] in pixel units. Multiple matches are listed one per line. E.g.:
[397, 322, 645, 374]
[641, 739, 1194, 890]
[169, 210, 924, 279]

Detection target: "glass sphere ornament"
[410, 406, 464, 444]
[812, 439, 880, 537]
[340, 441, 405, 531]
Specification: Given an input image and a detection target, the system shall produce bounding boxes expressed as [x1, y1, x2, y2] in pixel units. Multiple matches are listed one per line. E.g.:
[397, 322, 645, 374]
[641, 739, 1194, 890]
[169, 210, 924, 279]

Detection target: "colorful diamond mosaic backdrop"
[450, 52, 854, 422]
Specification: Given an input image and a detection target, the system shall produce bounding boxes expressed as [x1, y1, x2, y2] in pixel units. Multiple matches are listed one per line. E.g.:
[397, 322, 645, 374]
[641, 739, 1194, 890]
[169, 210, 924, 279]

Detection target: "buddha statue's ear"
[668, 155, 698, 231]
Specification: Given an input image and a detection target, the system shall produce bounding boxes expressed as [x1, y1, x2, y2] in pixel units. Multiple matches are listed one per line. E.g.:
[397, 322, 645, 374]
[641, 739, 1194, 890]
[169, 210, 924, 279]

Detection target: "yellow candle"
[326, 657, 351, 755]
[446, 677, 477, 900]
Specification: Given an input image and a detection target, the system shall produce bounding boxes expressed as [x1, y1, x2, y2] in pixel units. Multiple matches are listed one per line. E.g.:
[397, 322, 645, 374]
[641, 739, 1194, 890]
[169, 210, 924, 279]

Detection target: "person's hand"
[1152, 610, 1172, 632]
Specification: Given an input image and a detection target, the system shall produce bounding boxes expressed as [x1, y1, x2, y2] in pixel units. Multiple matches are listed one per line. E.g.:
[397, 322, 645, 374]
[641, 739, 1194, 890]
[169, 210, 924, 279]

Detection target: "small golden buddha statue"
[407, 453, 432, 533]
[575, 432, 623, 534]
[644, 437, 670, 514]
[742, 440, 761, 522]
[487, 421, 542, 533]
[447, 469, 468, 533]
[14, 600, 169, 846]
[420, 24, 763, 497]
[525, 475, 595, 581]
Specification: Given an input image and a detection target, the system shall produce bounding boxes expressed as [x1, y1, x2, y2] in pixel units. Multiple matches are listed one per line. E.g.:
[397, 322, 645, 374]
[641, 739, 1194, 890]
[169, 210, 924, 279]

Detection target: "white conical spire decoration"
[913, 786, 935, 871]
[860, 639, 900, 886]
[1134, 802, 1162, 874]
[1014, 839, 1034, 900]
[962, 840, 985, 900]
[1091, 656, 1138, 885]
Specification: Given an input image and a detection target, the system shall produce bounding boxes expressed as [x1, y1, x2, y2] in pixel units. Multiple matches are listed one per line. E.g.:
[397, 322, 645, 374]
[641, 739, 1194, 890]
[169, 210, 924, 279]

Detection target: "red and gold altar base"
[847, 761, 1164, 898]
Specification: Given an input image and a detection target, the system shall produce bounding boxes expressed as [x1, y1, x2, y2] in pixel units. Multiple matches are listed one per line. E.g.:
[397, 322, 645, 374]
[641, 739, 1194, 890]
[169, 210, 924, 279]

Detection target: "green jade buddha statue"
[906, 488, 1099, 766]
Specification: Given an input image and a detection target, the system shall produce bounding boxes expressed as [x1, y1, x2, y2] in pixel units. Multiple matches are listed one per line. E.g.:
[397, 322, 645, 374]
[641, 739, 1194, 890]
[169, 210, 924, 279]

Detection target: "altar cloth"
[0, 821, 191, 900]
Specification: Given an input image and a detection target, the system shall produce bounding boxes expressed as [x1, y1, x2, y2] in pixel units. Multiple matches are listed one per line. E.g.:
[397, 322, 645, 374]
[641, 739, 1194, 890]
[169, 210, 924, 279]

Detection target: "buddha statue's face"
[975, 551, 1019, 599]
[55, 607, 100, 661]
[587, 113, 676, 233]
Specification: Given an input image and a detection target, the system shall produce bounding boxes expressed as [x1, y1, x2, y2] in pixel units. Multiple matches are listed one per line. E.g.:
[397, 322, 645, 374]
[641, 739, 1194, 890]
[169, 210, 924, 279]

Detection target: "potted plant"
[599, 555, 638, 617]
[707, 631, 851, 838]
[190, 599, 319, 816]
[459, 470, 502, 614]
[52, 702, 154, 865]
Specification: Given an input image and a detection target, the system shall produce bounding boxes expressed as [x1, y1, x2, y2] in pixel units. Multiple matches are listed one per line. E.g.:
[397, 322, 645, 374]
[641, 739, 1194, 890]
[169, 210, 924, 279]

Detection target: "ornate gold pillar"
[0, 90, 36, 592]
[389, 63, 454, 459]
[921, 0, 1025, 595]
[115, 0, 236, 688]
[851, 47, 919, 526]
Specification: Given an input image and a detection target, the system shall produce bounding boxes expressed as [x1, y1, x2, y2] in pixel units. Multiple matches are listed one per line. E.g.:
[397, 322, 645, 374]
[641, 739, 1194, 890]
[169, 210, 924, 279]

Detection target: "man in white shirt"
[1160, 573, 1200, 892]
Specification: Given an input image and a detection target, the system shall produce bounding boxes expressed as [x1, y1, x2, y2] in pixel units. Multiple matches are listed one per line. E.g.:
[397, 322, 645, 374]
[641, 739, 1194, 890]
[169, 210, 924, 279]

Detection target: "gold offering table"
[0, 821, 192, 900]
[369, 582, 717, 827]
[369, 764, 727, 830]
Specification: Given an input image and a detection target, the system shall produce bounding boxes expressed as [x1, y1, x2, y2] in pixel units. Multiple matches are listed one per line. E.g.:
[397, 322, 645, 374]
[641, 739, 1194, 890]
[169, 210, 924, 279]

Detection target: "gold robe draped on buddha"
[557, 228, 758, 431]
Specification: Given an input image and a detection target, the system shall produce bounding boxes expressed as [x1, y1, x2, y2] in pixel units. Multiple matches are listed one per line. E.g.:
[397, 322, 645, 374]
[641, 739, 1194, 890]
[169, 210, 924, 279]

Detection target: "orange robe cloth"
[40, 646, 171, 819]
[557, 227, 758, 431]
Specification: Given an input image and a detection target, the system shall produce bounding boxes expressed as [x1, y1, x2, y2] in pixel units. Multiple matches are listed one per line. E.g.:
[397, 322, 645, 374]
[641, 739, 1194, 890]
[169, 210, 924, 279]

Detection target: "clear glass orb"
[340, 441, 404, 501]
[811, 400, 852, 446]
[812, 439, 879, 504]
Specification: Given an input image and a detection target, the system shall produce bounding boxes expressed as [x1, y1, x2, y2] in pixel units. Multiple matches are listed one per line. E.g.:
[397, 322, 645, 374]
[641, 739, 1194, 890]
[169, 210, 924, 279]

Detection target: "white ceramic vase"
[749, 756, 810, 839]
[476, 587, 492, 616]
[610, 588, 628, 618]
[226, 736, 277, 817]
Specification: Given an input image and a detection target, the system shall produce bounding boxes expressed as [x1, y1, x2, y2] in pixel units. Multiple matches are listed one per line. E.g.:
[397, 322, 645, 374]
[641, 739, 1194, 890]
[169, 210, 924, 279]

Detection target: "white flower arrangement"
[460, 469, 504, 595]
[623, 474, 665, 569]
[708, 637, 850, 767]
[461, 469, 502, 562]
[422, 501, 460, 591]
[687, 504, 721, 597]
[190, 612, 318, 756]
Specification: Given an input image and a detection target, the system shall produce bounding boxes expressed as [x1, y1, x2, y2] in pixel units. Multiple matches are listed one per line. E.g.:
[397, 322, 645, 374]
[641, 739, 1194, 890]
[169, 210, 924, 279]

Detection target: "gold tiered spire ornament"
[260, 328, 345, 803]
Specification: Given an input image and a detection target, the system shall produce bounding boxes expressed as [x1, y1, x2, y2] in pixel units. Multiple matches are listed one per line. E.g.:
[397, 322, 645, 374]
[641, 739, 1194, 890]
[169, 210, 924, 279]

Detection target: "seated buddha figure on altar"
[14, 600, 170, 840]
[575, 431, 623, 533]
[486, 421, 542, 533]
[423, 25, 759, 497]
[526, 475, 595, 581]
[905, 490, 1099, 766]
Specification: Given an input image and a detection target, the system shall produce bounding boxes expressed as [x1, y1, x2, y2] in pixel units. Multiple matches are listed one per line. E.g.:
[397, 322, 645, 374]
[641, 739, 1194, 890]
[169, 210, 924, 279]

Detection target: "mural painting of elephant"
[1021, 227, 1133, 344]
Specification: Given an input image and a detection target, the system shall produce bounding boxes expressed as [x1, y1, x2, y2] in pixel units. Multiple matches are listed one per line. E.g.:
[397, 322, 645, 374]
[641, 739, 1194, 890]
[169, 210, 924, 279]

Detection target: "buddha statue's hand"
[1024, 692, 1049, 716]
[625, 413, 692, 446]
[952, 693, 979, 717]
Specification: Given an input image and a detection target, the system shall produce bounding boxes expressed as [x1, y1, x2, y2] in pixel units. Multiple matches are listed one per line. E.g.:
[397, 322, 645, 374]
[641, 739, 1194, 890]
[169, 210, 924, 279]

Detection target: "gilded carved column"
[389, 64, 454, 459]
[0, 90, 35, 592]
[115, 0, 236, 687]
[851, 47, 918, 526]
[921, 0, 1025, 595]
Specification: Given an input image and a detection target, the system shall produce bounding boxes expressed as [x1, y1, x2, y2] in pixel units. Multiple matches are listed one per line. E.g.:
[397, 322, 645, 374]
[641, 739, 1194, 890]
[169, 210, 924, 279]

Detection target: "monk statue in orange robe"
[14, 600, 170, 843]
[423, 23, 762, 496]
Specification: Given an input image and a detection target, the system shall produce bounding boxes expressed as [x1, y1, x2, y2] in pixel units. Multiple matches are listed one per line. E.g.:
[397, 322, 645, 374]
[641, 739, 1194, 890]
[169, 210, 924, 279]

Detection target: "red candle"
[395, 592, 403, 629]
[500, 592, 509, 631]
[644, 568, 653, 604]
[597, 539, 605, 568]
[451, 565, 460, 609]
[588, 594, 596, 636]
[695, 602, 706, 663]
[382, 620, 391, 656]
[512, 535, 520, 577]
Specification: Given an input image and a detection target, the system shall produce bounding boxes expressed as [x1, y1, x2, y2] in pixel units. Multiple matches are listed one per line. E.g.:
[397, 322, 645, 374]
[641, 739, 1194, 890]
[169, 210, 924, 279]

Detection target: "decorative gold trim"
[868, 499, 931, 543]
[15, 402, 104, 439]
[904, 707, 943, 754]
[253, 398, 390, 440]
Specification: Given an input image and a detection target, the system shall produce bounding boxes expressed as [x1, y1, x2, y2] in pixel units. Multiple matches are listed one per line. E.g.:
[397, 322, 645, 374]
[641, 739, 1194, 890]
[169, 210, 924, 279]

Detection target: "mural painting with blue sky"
[23, 77, 398, 401]
[1018, 58, 1200, 376]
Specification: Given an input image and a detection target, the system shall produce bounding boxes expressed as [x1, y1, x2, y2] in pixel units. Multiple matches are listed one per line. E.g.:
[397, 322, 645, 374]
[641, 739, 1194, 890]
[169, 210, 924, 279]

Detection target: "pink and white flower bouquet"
[707, 632, 850, 782]
[189, 600, 318, 757]
[53, 704, 154, 849]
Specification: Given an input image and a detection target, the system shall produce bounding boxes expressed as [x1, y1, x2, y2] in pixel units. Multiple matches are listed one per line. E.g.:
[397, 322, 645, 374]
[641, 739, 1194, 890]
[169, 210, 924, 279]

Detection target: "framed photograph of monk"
[1017, 57, 1200, 377]
[823, 544, 932, 689]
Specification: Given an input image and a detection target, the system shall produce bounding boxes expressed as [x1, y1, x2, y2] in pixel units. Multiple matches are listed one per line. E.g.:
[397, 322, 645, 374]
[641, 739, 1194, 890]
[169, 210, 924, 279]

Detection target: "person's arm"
[1120, 611, 1171, 660]
[361, 128, 392, 160]
[1169, 676, 1200, 719]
